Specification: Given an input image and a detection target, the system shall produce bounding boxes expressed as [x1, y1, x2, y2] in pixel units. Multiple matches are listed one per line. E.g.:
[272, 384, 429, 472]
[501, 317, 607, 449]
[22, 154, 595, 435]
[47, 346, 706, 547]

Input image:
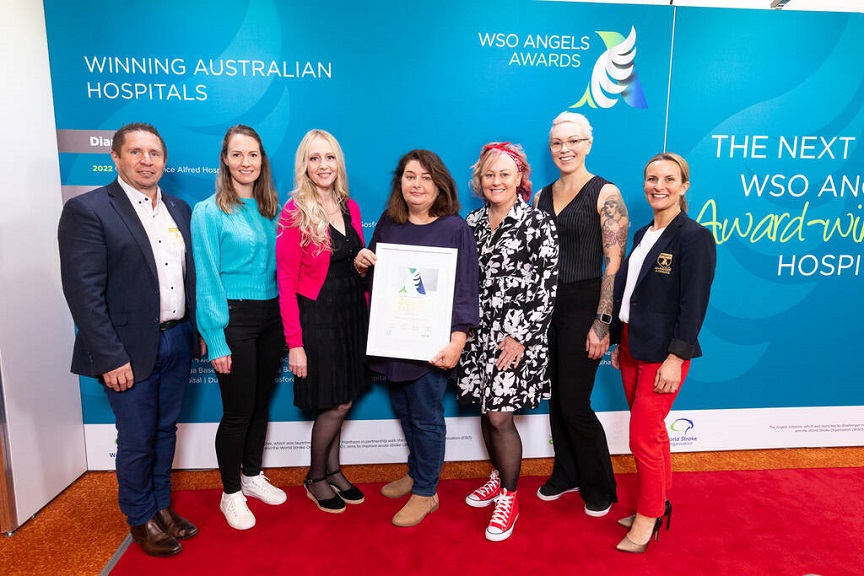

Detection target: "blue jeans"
[388, 370, 447, 497]
[104, 320, 194, 526]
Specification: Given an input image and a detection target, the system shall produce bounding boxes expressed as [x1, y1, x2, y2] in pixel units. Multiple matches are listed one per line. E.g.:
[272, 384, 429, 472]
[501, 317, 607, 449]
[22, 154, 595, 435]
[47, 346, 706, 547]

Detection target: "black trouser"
[547, 279, 617, 506]
[215, 298, 285, 493]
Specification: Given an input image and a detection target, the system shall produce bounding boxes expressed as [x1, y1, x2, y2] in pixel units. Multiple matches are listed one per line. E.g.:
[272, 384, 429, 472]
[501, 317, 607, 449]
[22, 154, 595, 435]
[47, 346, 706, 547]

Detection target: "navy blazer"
[58, 180, 197, 380]
[611, 211, 715, 363]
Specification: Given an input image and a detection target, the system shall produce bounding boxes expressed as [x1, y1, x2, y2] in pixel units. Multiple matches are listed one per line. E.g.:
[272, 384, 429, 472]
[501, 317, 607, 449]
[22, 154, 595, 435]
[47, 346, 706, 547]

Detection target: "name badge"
[168, 226, 185, 249]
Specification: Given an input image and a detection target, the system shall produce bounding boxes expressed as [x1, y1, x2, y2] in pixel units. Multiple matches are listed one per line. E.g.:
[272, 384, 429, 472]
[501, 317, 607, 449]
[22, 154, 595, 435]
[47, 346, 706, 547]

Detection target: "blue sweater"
[191, 195, 279, 360]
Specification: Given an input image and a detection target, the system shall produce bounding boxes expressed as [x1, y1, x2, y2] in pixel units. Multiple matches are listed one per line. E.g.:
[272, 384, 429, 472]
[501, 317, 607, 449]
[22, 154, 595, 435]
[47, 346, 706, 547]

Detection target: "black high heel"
[652, 516, 664, 541]
[305, 476, 346, 514]
[663, 499, 672, 530]
[616, 517, 664, 554]
[326, 468, 365, 504]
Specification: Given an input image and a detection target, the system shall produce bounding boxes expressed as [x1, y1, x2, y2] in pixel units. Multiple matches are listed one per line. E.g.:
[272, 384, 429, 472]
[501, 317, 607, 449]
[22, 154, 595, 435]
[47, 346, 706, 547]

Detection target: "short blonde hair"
[470, 142, 532, 202]
[549, 111, 593, 141]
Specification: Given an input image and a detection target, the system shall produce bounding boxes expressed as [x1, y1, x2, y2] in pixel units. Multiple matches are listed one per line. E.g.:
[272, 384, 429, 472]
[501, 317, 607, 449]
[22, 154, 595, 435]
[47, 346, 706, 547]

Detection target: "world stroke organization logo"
[571, 26, 647, 110]
[668, 417, 698, 447]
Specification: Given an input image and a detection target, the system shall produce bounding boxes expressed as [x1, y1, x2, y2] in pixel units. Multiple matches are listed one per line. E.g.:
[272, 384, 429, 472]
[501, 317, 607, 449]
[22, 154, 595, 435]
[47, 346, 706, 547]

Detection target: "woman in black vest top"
[534, 112, 629, 516]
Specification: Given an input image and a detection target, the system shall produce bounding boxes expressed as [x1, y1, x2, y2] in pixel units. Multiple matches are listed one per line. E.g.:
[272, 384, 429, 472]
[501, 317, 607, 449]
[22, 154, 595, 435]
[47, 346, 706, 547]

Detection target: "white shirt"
[618, 226, 666, 324]
[118, 177, 187, 322]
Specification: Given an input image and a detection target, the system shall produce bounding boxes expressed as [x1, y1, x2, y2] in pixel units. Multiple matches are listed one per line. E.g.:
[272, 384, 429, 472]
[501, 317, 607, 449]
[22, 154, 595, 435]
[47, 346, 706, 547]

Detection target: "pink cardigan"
[276, 198, 365, 349]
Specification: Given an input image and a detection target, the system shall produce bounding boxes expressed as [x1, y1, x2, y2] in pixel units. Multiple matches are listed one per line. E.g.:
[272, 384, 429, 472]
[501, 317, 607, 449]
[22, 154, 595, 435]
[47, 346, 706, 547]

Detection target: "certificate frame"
[366, 242, 458, 361]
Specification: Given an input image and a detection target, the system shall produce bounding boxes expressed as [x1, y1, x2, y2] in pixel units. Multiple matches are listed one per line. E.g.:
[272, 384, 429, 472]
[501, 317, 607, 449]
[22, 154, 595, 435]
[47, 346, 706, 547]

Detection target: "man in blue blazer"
[59, 123, 199, 557]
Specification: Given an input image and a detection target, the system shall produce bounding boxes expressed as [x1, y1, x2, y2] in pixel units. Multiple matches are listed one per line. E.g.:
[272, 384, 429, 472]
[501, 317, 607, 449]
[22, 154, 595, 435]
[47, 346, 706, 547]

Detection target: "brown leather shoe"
[392, 493, 439, 527]
[130, 518, 182, 557]
[156, 507, 199, 539]
[381, 475, 414, 499]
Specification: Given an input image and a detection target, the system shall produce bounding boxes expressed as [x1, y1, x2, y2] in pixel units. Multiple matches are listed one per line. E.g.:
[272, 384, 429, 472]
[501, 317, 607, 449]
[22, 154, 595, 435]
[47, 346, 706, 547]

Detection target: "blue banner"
[668, 8, 864, 410]
[46, 1, 861, 433]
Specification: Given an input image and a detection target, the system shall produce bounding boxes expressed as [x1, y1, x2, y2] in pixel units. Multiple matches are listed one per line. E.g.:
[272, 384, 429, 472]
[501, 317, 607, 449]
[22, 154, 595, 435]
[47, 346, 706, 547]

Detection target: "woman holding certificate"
[457, 142, 558, 542]
[276, 129, 369, 514]
[354, 149, 479, 528]
[610, 153, 715, 553]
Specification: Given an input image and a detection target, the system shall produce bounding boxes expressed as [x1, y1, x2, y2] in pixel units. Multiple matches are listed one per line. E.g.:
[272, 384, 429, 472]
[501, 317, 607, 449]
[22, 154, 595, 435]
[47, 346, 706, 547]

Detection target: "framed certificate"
[366, 242, 458, 361]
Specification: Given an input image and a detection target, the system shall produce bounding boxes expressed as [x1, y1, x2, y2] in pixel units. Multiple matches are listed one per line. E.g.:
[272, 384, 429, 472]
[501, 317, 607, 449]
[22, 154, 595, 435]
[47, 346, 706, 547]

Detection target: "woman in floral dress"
[458, 142, 558, 542]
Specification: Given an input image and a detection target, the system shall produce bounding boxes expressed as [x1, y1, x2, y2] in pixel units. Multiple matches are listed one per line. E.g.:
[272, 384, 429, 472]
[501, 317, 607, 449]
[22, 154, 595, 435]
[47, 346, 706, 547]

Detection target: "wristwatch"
[595, 313, 612, 325]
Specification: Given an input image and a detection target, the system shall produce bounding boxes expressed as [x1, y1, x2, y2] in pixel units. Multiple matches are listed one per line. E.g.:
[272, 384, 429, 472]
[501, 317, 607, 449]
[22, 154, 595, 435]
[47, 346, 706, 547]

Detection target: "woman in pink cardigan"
[276, 129, 370, 514]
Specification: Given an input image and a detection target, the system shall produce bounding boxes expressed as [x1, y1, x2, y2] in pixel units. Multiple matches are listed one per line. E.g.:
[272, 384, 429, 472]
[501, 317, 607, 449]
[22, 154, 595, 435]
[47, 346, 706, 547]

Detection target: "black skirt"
[294, 211, 370, 411]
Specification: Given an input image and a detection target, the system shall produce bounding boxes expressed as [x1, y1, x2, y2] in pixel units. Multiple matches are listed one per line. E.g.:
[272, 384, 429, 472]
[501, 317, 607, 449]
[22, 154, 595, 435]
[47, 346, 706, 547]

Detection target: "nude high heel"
[617, 500, 672, 529]
[616, 517, 664, 553]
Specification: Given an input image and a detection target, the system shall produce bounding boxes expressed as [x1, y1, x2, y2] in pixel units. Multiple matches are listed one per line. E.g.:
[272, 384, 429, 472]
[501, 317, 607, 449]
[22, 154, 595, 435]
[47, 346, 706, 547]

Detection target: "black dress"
[295, 210, 370, 411]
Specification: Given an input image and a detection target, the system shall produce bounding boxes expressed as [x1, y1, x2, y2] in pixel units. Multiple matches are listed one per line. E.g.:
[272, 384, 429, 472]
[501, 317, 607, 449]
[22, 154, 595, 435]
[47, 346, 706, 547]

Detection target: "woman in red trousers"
[610, 152, 716, 553]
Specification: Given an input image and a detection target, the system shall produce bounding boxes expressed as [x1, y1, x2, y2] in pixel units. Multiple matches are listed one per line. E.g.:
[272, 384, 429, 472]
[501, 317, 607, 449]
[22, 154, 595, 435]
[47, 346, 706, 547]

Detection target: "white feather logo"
[571, 27, 648, 109]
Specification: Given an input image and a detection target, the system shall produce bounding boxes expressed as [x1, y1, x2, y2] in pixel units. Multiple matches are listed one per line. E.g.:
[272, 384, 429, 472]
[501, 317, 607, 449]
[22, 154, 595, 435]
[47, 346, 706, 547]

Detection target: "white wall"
[0, 0, 87, 530]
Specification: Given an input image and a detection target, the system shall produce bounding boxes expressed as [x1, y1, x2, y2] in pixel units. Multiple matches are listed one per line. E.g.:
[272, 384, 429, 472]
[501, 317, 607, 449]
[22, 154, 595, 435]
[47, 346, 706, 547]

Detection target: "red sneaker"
[465, 470, 500, 508]
[485, 488, 519, 542]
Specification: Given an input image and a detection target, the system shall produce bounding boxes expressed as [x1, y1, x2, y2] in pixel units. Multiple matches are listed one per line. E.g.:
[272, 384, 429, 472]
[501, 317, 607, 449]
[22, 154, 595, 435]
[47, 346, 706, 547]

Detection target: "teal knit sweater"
[191, 195, 279, 360]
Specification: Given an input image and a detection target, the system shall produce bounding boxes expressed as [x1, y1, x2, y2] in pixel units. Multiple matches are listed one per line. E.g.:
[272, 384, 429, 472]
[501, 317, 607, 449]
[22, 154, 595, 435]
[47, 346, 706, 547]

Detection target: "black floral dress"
[457, 199, 559, 413]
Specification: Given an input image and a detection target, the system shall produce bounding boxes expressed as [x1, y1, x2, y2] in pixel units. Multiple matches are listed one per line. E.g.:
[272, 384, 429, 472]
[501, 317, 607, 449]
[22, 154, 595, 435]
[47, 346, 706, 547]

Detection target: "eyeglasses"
[550, 138, 589, 152]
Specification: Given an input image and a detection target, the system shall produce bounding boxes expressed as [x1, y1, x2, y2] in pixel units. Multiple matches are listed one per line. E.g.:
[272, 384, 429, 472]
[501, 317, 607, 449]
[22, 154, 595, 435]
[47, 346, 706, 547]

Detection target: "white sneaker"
[220, 491, 256, 530]
[241, 472, 287, 505]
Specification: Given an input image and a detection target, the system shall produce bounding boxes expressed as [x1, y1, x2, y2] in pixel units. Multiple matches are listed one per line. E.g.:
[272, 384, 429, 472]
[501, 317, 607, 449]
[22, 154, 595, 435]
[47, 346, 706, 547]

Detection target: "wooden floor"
[2, 447, 863, 575]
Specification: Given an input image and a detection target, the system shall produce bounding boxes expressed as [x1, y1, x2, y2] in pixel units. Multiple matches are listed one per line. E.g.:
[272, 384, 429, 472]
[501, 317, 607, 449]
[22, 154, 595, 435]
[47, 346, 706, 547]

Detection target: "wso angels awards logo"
[571, 26, 647, 110]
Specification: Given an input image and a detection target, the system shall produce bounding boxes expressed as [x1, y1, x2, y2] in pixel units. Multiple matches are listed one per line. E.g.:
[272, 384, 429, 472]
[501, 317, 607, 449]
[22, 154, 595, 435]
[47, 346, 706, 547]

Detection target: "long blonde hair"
[287, 129, 350, 251]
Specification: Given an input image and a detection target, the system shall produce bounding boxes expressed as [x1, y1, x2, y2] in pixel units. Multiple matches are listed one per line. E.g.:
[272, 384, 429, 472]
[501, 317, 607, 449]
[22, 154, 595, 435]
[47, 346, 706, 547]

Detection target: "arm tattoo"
[598, 274, 615, 317]
[597, 189, 628, 328]
[601, 192, 629, 271]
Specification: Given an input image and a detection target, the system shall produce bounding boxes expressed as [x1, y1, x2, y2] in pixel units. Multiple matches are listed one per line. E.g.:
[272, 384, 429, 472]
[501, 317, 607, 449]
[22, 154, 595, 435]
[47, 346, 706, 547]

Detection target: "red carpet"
[110, 468, 864, 575]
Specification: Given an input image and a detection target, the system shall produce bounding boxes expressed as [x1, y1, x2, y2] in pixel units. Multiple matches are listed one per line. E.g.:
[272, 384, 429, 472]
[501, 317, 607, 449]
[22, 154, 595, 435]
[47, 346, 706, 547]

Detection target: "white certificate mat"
[366, 243, 458, 361]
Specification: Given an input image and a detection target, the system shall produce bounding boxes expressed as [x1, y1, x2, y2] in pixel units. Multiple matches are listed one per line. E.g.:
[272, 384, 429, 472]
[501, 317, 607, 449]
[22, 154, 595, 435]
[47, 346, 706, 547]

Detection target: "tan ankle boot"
[392, 494, 439, 527]
[381, 475, 414, 499]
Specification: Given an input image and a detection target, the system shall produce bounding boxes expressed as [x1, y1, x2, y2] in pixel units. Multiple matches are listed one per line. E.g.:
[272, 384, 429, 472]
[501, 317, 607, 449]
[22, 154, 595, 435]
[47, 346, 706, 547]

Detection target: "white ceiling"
[554, 0, 862, 12]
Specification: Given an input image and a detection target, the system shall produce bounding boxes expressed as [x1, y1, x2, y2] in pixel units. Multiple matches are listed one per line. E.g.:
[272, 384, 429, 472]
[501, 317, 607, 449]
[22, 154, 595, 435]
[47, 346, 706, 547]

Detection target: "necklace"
[317, 189, 341, 216]
[321, 198, 341, 216]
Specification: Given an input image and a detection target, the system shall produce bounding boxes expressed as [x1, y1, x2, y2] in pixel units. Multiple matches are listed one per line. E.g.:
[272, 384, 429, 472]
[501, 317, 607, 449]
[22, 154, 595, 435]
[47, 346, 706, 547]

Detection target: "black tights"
[306, 402, 352, 500]
[481, 412, 522, 492]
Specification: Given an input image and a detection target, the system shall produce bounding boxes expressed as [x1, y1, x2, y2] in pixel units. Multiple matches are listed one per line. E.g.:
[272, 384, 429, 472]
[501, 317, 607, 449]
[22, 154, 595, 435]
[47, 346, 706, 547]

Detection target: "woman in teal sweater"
[192, 125, 286, 531]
